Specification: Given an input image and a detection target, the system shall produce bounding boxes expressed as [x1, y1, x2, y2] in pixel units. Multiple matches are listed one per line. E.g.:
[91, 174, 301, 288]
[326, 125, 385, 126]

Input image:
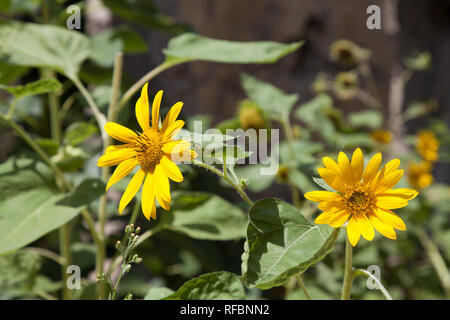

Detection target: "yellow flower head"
[305, 148, 418, 246]
[416, 130, 439, 162]
[370, 129, 392, 144]
[408, 161, 433, 189]
[97, 83, 196, 220]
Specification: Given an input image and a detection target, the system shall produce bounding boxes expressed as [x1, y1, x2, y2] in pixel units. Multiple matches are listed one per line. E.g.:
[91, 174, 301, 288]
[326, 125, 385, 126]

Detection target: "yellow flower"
[416, 130, 439, 162]
[408, 161, 433, 189]
[97, 83, 195, 220]
[305, 148, 418, 246]
[238, 100, 269, 131]
[370, 129, 392, 144]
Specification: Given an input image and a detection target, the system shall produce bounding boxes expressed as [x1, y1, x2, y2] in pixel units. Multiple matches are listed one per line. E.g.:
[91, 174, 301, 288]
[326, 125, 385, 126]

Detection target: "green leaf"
[0, 159, 104, 254]
[164, 271, 245, 300]
[144, 287, 174, 300]
[112, 25, 148, 54]
[241, 198, 339, 289]
[159, 191, 247, 240]
[64, 121, 99, 146]
[289, 169, 315, 193]
[89, 30, 123, 68]
[241, 73, 299, 119]
[0, 22, 90, 79]
[312, 177, 336, 192]
[104, 0, 190, 34]
[348, 110, 383, 129]
[0, 78, 61, 100]
[294, 94, 336, 141]
[164, 33, 303, 64]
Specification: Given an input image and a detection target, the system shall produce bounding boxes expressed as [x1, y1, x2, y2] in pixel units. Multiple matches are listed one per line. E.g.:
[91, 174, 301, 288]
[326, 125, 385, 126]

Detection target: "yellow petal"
[161, 102, 183, 133]
[314, 209, 341, 224]
[141, 174, 156, 220]
[318, 168, 346, 193]
[329, 211, 350, 228]
[136, 83, 150, 131]
[105, 143, 133, 154]
[323, 157, 341, 176]
[363, 152, 382, 185]
[358, 216, 375, 241]
[375, 208, 406, 230]
[304, 191, 340, 203]
[377, 188, 418, 201]
[154, 164, 171, 204]
[160, 155, 183, 182]
[161, 139, 191, 155]
[371, 158, 400, 188]
[351, 148, 364, 182]
[374, 170, 404, 193]
[97, 148, 135, 167]
[119, 169, 145, 214]
[162, 120, 185, 142]
[338, 151, 353, 182]
[376, 196, 409, 209]
[370, 215, 397, 239]
[152, 90, 163, 130]
[347, 217, 361, 247]
[318, 200, 343, 211]
[106, 158, 138, 190]
[104, 122, 138, 143]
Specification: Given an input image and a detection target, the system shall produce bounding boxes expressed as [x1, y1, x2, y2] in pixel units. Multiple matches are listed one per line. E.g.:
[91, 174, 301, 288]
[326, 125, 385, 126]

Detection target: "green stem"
[353, 269, 393, 300]
[192, 159, 254, 207]
[59, 223, 72, 300]
[23, 247, 65, 265]
[280, 117, 301, 208]
[6, 99, 17, 120]
[118, 59, 189, 110]
[416, 227, 450, 298]
[297, 276, 312, 300]
[71, 76, 107, 140]
[340, 235, 354, 300]
[96, 52, 123, 299]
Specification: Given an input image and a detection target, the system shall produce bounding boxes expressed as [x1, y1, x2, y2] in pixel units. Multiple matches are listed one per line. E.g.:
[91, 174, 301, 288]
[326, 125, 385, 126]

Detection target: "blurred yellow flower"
[408, 161, 434, 189]
[329, 39, 371, 66]
[370, 129, 392, 144]
[416, 130, 439, 162]
[334, 71, 358, 100]
[97, 83, 196, 220]
[238, 100, 268, 131]
[305, 148, 418, 246]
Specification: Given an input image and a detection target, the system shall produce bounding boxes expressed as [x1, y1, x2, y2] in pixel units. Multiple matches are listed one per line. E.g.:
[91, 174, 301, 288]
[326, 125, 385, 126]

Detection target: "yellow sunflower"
[370, 129, 392, 144]
[304, 148, 418, 246]
[97, 83, 195, 220]
[416, 130, 439, 162]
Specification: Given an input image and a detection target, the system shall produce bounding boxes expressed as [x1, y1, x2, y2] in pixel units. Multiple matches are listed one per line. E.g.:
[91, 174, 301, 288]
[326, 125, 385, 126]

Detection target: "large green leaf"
[159, 191, 247, 240]
[241, 73, 299, 119]
[0, 159, 104, 254]
[0, 78, 61, 100]
[241, 198, 339, 289]
[0, 22, 90, 79]
[144, 287, 174, 300]
[164, 33, 303, 64]
[164, 271, 245, 300]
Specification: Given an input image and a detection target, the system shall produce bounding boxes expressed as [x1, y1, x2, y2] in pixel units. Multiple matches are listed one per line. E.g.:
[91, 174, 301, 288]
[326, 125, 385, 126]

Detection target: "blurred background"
[0, 0, 449, 300]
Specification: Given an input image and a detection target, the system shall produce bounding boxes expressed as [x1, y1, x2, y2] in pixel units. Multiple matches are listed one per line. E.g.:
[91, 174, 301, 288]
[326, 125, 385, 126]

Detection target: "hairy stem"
[192, 159, 254, 207]
[340, 236, 354, 300]
[97, 52, 124, 299]
[416, 227, 450, 298]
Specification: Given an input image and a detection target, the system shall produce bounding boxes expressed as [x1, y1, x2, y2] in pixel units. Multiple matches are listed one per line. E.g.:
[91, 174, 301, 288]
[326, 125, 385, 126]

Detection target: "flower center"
[343, 184, 375, 217]
[134, 129, 163, 173]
